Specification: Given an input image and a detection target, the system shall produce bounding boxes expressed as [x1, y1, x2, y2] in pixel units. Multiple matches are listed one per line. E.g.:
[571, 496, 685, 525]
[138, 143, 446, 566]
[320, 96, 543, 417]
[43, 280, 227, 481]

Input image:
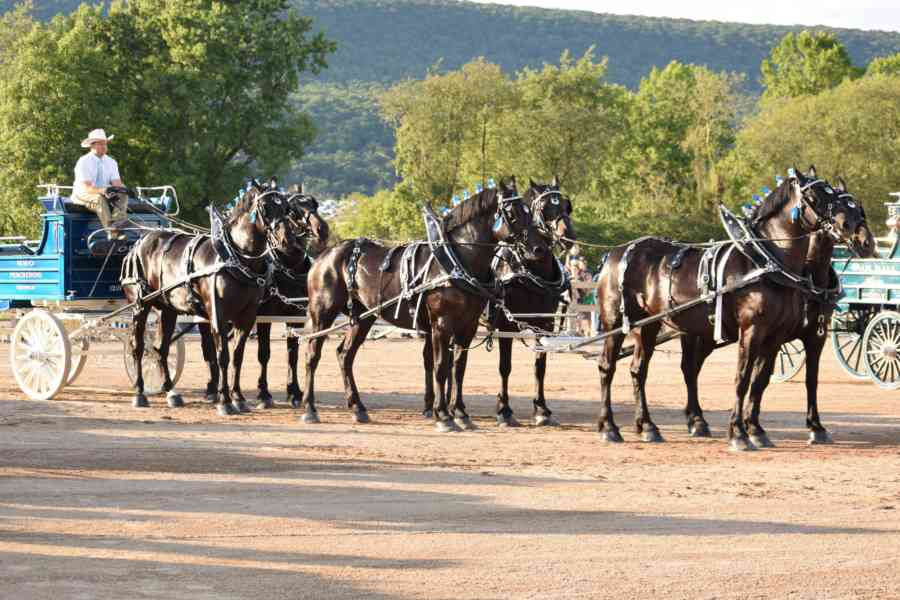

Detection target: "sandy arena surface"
[1, 335, 900, 599]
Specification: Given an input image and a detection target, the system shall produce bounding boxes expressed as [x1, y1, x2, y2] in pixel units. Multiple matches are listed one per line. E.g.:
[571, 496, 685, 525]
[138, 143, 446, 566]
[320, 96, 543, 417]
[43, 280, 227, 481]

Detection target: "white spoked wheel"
[9, 310, 72, 400]
[123, 330, 186, 396]
[831, 309, 870, 380]
[771, 340, 805, 383]
[862, 311, 900, 390]
[67, 337, 90, 385]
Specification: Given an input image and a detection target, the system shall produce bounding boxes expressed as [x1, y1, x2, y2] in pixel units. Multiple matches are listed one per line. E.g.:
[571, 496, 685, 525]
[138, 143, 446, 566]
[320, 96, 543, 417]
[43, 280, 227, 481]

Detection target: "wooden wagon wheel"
[9, 309, 72, 400]
[66, 337, 90, 385]
[771, 340, 805, 383]
[830, 308, 871, 380]
[122, 330, 186, 396]
[862, 310, 900, 390]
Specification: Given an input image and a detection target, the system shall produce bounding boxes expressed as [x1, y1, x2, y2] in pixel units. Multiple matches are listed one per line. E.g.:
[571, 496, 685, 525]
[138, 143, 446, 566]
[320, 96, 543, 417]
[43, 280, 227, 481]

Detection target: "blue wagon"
[2, 185, 186, 399]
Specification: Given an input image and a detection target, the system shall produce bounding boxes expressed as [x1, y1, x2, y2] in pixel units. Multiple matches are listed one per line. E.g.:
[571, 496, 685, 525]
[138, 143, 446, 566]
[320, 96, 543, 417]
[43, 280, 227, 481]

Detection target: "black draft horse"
[255, 193, 330, 409]
[419, 178, 576, 427]
[122, 181, 296, 416]
[681, 174, 875, 444]
[594, 168, 865, 450]
[303, 179, 549, 431]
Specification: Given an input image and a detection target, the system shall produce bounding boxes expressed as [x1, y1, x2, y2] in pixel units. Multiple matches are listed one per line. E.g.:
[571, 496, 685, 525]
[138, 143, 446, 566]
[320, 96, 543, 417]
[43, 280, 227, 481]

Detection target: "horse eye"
[551, 197, 559, 205]
[848, 201, 857, 208]
[825, 187, 834, 194]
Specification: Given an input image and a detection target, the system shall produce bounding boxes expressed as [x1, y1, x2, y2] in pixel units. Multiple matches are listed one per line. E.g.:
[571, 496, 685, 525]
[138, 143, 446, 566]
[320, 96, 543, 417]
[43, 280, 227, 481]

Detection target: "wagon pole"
[553, 265, 772, 354]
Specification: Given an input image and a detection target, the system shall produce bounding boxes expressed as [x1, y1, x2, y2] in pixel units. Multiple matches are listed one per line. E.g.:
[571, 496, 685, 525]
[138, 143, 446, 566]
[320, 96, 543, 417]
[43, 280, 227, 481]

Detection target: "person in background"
[575, 257, 593, 335]
[72, 128, 129, 240]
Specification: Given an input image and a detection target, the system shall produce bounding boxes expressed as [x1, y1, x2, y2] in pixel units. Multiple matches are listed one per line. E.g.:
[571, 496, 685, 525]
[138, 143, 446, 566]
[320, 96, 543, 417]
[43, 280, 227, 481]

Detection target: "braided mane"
[442, 187, 499, 232]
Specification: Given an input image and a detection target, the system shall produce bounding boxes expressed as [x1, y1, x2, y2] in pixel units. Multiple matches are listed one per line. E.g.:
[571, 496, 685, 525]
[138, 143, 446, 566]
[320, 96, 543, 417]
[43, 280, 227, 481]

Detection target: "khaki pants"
[72, 190, 128, 230]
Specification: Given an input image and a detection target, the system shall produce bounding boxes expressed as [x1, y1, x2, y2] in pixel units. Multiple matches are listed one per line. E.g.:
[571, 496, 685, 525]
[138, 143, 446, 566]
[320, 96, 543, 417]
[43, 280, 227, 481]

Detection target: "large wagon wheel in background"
[771, 340, 805, 383]
[9, 309, 72, 400]
[861, 310, 900, 390]
[830, 308, 873, 380]
[122, 323, 186, 396]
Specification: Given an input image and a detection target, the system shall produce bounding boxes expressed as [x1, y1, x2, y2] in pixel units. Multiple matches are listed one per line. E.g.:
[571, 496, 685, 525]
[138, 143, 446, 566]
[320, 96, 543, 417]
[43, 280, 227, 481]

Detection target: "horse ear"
[509, 175, 517, 190]
[807, 165, 817, 179]
[837, 176, 848, 193]
[529, 178, 537, 189]
[552, 174, 560, 188]
[269, 176, 278, 190]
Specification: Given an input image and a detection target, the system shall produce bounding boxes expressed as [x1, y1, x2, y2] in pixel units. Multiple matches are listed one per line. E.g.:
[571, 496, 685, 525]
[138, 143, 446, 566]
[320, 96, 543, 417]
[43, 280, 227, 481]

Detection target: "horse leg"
[130, 305, 151, 408]
[681, 335, 713, 437]
[198, 322, 219, 403]
[450, 331, 477, 431]
[533, 351, 558, 427]
[597, 333, 626, 443]
[302, 301, 341, 425]
[422, 335, 435, 419]
[286, 331, 303, 409]
[431, 324, 459, 433]
[336, 313, 375, 423]
[743, 343, 778, 449]
[495, 336, 519, 427]
[230, 317, 255, 414]
[631, 322, 663, 442]
[803, 331, 832, 444]
[156, 309, 183, 408]
[213, 322, 238, 417]
[256, 322, 275, 409]
[729, 328, 758, 451]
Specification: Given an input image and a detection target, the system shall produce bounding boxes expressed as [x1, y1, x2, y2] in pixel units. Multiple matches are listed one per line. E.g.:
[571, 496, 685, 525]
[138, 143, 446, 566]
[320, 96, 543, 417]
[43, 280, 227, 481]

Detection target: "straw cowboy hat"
[80, 128, 115, 148]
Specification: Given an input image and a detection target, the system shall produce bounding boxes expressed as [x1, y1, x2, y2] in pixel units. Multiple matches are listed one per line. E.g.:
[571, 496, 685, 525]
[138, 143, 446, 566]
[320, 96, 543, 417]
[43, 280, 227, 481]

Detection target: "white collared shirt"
[73, 152, 121, 195]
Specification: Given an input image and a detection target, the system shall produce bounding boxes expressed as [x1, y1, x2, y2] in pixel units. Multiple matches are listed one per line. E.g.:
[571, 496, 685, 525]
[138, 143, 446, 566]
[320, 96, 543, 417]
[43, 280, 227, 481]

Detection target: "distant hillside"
[11, 0, 900, 197]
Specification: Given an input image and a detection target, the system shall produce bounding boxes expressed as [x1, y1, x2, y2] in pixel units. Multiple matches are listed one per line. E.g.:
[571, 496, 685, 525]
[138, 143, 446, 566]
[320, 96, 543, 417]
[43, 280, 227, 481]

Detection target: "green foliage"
[721, 75, 900, 230]
[867, 53, 900, 77]
[334, 187, 424, 241]
[380, 58, 512, 204]
[761, 31, 860, 100]
[0, 0, 334, 236]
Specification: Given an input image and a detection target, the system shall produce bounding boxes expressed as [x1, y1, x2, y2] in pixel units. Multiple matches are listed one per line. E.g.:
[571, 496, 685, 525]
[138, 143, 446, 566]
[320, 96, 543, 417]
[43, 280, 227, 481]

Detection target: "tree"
[498, 49, 630, 207]
[721, 75, 900, 229]
[760, 31, 859, 101]
[334, 187, 424, 241]
[0, 0, 334, 235]
[867, 53, 900, 77]
[626, 61, 741, 215]
[379, 58, 513, 205]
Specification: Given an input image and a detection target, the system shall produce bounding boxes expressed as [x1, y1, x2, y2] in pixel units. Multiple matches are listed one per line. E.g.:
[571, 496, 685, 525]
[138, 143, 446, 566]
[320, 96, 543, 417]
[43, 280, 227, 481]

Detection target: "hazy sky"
[468, 0, 900, 32]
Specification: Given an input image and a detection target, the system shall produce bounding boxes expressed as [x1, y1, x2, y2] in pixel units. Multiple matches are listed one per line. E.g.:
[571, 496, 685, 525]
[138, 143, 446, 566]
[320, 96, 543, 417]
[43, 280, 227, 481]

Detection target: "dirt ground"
[1, 335, 900, 600]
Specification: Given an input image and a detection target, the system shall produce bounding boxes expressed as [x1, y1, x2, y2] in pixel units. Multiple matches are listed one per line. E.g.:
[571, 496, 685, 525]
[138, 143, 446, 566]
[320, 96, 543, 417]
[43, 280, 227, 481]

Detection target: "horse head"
[239, 180, 296, 256]
[832, 176, 876, 257]
[526, 175, 576, 252]
[287, 191, 330, 255]
[493, 177, 549, 261]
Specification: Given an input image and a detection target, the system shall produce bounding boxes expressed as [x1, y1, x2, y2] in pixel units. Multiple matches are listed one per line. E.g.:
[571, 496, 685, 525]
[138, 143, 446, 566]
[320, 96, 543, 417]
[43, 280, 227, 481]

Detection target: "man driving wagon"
[72, 128, 130, 240]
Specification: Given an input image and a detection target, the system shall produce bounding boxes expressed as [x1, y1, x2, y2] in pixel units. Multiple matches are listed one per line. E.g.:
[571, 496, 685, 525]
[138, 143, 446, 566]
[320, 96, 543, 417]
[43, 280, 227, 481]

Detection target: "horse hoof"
[749, 433, 775, 448]
[689, 422, 711, 438]
[434, 419, 460, 433]
[641, 429, 664, 443]
[454, 416, 476, 431]
[422, 409, 434, 419]
[166, 392, 184, 408]
[353, 410, 370, 424]
[301, 410, 320, 424]
[132, 394, 149, 409]
[808, 430, 833, 445]
[729, 437, 756, 452]
[497, 414, 520, 428]
[257, 398, 275, 410]
[235, 400, 251, 414]
[534, 414, 559, 427]
[599, 429, 624, 443]
[205, 393, 217, 404]
[216, 403, 237, 417]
